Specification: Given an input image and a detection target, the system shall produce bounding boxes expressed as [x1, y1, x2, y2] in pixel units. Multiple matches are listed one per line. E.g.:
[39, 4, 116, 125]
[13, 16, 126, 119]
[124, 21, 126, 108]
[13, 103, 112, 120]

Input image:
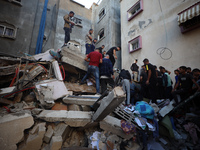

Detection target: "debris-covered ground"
[0, 47, 200, 150]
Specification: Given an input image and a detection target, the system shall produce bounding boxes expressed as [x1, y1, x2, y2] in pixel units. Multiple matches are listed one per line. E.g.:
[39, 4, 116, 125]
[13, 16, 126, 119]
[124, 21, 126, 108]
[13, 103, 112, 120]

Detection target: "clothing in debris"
[184, 122, 200, 144]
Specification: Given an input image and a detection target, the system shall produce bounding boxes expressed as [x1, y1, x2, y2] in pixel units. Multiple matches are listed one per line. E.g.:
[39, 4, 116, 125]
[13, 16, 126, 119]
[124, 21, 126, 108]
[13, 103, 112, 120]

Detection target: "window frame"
[127, 0, 143, 21]
[128, 35, 142, 53]
[0, 24, 17, 39]
[98, 8, 106, 23]
[97, 28, 105, 41]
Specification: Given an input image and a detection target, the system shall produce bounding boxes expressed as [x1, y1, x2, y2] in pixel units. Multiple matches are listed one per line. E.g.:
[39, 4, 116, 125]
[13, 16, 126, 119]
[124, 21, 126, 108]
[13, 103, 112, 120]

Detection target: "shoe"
[95, 93, 101, 96]
[61, 44, 67, 48]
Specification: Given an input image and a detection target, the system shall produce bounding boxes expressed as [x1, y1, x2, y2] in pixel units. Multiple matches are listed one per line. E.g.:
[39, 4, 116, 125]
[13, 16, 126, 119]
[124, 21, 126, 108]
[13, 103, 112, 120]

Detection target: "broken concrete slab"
[0, 113, 34, 150]
[35, 79, 69, 100]
[16, 65, 45, 87]
[37, 110, 93, 127]
[92, 86, 125, 122]
[35, 79, 69, 107]
[44, 125, 54, 143]
[61, 47, 88, 71]
[0, 86, 16, 96]
[19, 122, 46, 150]
[52, 60, 63, 81]
[65, 82, 96, 94]
[63, 95, 98, 106]
[100, 115, 134, 139]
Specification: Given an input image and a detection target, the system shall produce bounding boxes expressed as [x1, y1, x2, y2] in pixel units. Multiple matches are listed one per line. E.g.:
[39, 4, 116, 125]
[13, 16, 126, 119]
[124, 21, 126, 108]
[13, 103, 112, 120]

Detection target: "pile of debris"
[1, 47, 200, 150]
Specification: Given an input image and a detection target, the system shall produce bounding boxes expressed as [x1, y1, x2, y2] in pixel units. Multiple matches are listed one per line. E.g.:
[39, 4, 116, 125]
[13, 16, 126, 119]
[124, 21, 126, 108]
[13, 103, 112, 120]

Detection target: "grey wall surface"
[0, 0, 38, 56]
[92, 0, 121, 69]
[54, 9, 92, 54]
[0, 0, 59, 56]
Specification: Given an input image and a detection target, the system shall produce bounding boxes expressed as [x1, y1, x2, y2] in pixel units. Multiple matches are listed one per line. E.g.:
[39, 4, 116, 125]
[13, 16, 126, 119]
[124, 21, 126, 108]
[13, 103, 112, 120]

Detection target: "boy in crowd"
[160, 66, 172, 99]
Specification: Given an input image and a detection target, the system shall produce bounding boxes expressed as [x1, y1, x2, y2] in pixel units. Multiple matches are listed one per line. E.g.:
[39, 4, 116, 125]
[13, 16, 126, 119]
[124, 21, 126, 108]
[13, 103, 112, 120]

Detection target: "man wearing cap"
[63, 11, 75, 47]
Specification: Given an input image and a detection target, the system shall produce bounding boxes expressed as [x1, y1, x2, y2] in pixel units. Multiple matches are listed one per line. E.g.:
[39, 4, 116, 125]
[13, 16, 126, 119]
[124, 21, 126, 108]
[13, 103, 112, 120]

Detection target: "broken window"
[128, 36, 142, 53]
[71, 17, 82, 27]
[127, 0, 143, 21]
[99, 8, 105, 21]
[98, 29, 104, 41]
[0, 24, 17, 39]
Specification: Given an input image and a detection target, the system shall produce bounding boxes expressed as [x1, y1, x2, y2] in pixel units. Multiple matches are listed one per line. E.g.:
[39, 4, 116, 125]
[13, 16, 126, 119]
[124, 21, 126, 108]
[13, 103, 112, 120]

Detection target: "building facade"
[120, 0, 200, 81]
[91, 0, 121, 68]
[0, 0, 121, 69]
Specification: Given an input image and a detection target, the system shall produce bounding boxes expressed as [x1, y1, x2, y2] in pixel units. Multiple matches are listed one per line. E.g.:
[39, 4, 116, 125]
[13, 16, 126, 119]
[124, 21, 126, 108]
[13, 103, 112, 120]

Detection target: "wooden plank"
[0, 64, 17, 76]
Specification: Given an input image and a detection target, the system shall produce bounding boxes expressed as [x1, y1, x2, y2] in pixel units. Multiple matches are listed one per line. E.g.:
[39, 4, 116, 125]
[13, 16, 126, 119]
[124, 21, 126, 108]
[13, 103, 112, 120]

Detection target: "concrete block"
[0, 86, 16, 96]
[100, 115, 134, 139]
[37, 110, 93, 127]
[50, 136, 62, 150]
[44, 125, 54, 143]
[67, 104, 82, 111]
[0, 113, 34, 150]
[54, 123, 71, 142]
[61, 47, 88, 71]
[92, 86, 125, 121]
[63, 96, 98, 106]
[19, 122, 46, 150]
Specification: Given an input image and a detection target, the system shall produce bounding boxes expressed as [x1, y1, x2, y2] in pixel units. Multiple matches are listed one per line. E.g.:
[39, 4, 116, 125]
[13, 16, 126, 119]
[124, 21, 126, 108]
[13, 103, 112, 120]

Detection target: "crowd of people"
[63, 11, 200, 107]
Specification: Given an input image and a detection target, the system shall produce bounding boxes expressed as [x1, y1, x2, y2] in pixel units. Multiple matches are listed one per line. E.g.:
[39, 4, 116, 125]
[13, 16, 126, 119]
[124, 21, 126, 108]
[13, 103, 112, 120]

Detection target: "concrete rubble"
[0, 48, 200, 150]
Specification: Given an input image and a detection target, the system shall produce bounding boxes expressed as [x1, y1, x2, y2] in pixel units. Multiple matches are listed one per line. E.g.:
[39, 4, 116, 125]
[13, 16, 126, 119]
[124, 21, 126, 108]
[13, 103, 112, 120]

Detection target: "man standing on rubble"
[99, 55, 115, 94]
[80, 48, 102, 95]
[63, 11, 75, 47]
[85, 29, 94, 55]
[143, 58, 157, 103]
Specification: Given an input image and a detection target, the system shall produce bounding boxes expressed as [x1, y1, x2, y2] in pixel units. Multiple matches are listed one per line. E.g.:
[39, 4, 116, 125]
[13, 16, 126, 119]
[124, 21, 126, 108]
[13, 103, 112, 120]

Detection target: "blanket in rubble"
[121, 120, 136, 134]
[135, 101, 155, 120]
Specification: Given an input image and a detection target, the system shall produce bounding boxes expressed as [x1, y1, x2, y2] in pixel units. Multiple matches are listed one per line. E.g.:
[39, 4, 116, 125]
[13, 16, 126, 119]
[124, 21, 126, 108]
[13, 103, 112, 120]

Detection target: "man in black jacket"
[119, 69, 132, 106]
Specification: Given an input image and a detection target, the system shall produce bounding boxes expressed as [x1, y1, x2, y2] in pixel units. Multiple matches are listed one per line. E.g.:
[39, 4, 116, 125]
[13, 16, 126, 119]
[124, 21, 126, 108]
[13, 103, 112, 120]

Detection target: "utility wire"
[157, 0, 172, 60]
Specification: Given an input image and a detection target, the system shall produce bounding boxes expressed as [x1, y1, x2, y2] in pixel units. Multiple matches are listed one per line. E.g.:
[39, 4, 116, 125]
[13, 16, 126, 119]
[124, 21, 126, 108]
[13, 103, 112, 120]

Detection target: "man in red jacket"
[80, 48, 102, 94]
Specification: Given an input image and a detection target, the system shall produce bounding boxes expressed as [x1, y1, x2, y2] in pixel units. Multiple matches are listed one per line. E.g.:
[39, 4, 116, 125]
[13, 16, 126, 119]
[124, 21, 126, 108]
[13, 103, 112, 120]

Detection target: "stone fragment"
[19, 123, 46, 150]
[93, 87, 125, 121]
[44, 125, 54, 143]
[0, 113, 34, 150]
[100, 115, 134, 139]
[37, 110, 93, 127]
[52, 60, 63, 81]
[50, 136, 62, 150]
